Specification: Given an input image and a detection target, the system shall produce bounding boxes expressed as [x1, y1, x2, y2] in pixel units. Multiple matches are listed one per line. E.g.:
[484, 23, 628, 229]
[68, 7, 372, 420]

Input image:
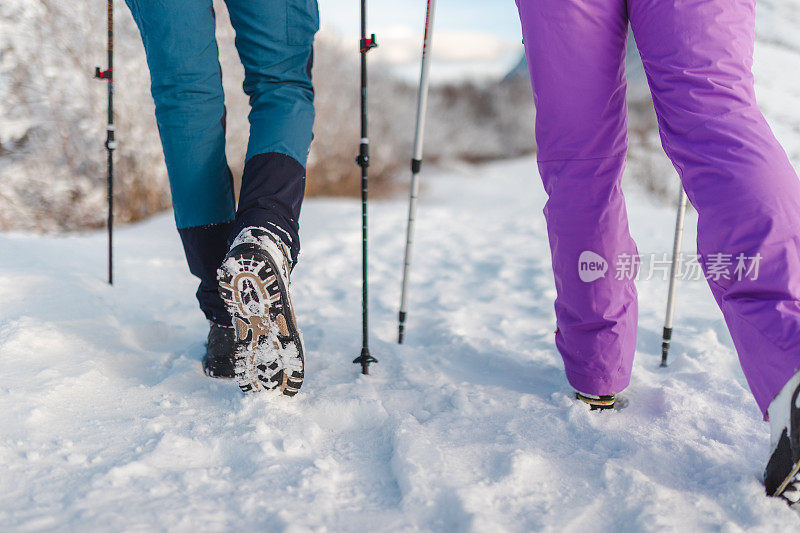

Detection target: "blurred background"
[1, 0, 799, 232]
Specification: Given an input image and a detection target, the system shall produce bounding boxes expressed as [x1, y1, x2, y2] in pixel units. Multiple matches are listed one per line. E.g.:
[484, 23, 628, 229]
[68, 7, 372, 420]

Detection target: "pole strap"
[360, 35, 379, 53]
[94, 67, 113, 81]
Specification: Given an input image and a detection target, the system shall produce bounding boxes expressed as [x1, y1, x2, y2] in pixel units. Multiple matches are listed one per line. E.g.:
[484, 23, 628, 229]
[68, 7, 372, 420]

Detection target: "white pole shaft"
[411, 0, 435, 163]
[398, 0, 436, 343]
[661, 187, 688, 366]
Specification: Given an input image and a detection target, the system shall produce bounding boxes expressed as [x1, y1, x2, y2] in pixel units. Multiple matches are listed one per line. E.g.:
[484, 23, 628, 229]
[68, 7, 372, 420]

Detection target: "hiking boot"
[766, 371, 800, 502]
[217, 227, 304, 396]
[202, 321, 236, 378]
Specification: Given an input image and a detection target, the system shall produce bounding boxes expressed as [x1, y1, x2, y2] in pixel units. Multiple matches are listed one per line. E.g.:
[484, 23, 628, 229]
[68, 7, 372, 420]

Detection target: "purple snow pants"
[516, 0, 800, 416]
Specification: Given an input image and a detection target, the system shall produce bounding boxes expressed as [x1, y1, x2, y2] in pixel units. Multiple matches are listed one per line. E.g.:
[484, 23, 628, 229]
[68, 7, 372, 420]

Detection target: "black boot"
[575, 391, 616, 410]
[765, 371, 800, 502]
[202, 322, 236, 379]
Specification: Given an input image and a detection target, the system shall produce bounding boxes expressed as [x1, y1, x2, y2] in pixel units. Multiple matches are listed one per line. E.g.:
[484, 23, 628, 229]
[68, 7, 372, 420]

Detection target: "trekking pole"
[661, 187, 688, 367]
[95, 0, 116, 286]
[398, 0, 437, 344]
[352, 0, 378, 375]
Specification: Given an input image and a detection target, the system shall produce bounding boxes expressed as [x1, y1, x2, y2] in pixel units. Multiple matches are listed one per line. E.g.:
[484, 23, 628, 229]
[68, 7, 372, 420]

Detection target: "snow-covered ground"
[1, 157, 798, 531]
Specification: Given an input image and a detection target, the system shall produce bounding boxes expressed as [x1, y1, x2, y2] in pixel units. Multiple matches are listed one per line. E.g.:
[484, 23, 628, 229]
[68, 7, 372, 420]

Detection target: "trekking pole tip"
[353, 348, 378, 375]
[398, 311, 407, 344]
[660, 327, 672, 368]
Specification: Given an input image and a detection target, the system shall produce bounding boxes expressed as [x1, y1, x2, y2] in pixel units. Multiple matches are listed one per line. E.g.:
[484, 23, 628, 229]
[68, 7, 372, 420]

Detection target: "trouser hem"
[565, 366, 631, 397]
[178, 221, 236, 327]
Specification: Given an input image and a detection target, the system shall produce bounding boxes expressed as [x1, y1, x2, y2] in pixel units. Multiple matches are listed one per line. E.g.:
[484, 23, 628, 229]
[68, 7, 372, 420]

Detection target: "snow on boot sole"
[217, 242, 304, 396]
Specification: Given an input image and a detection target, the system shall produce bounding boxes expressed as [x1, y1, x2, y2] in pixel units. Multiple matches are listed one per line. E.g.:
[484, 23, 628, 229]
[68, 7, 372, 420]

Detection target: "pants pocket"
[287, 0, 319, 46]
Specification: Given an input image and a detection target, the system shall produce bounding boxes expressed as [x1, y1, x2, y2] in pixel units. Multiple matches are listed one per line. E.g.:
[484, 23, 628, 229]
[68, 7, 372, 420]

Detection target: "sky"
[320, 0, 525, 82]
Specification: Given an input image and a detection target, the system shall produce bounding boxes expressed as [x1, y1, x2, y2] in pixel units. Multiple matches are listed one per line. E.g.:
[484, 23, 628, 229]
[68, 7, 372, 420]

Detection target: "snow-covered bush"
[308, 36, 537, 197]
[0, 2, 537, 232]
[5, 0, 797, 233]
[0, 0, 169, 232]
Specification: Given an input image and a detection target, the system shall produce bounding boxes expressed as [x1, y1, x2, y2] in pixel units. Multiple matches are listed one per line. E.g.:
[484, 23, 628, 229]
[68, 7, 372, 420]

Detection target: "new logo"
[578, 251, 608, 282]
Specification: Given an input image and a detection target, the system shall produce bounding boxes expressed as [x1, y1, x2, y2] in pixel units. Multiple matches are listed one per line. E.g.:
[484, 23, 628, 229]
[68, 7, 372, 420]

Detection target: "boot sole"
[775, 461, 800, 498]
[217, 243, 304, 396]
[575, 392, 616, 410]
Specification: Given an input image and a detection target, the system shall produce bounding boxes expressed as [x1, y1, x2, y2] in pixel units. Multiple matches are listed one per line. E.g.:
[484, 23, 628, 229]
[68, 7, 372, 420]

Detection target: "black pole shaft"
[96, 0, 116, 285]
[352, 0, 377, 375]
[360, 0, 368, 355]
[106, 0, 114, 286]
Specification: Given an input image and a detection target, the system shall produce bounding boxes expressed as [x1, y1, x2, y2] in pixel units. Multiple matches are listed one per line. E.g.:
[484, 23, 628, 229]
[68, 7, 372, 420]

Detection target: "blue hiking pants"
[126, 0, 318, 325]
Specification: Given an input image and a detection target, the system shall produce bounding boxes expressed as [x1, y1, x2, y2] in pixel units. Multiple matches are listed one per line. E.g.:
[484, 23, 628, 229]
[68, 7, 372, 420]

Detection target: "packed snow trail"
[0, 158, 798, 531]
